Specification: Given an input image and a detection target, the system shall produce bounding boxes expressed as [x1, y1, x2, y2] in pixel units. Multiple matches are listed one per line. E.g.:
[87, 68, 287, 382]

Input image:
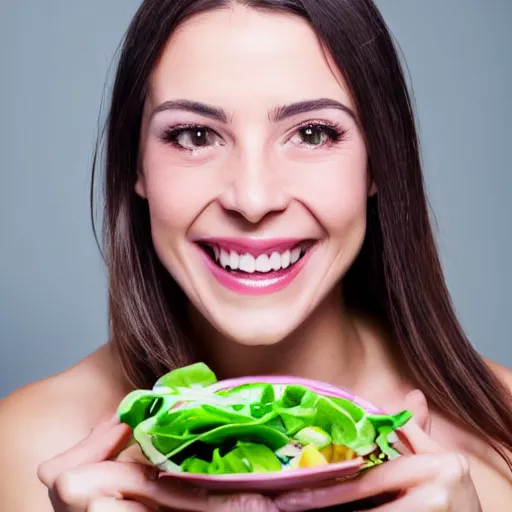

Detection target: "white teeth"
[220, 249, 230, 268]
[281, 250, 291, 269]
[229, 250, 239, 270]
[290, 247, 301, 264]
[238, 254, 256, 273]
[269, 252, 281, 271]
[255, 254, 271, 272]
[214, 245, 308, 273]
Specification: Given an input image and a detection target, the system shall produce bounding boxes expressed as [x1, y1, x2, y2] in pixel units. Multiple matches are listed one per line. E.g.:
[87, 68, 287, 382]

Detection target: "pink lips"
[194, 237, 315, 296]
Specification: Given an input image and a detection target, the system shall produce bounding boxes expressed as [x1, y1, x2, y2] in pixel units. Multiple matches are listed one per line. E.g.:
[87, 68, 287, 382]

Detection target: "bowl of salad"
[117, 363, 412, 491]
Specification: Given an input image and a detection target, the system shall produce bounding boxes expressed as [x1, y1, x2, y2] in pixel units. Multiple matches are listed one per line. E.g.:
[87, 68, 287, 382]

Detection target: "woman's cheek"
[143, 153, 217, 230]
[295, 164, 369, 235]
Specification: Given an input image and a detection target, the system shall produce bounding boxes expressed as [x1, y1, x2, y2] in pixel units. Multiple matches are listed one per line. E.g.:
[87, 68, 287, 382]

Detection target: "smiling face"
[136, 5, 371, 345]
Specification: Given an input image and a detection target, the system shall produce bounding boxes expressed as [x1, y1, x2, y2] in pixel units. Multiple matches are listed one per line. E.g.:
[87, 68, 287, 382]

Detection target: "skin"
[0, 6, 511, 511]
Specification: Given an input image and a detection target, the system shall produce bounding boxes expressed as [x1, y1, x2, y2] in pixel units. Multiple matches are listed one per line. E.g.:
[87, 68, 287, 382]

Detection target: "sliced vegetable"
[297, 444, 329, 468]
[294, 426, 332, 450]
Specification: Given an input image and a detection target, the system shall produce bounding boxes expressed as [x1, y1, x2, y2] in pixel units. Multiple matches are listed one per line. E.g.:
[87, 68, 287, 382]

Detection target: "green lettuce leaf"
[181, 442, 281, 474]
[163, 422, 290, 460]
[116, 363, 414, 475]
[154, 362, 217, 390]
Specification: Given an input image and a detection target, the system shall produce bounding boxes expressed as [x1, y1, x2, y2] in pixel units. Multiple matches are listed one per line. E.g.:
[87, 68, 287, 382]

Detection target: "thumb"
[38, 415, 132, 488]
[403, 389, 431, 434]
[396, 389, 444, 455]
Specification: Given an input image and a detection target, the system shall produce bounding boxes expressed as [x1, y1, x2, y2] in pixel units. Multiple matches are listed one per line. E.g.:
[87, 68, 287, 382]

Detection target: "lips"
[193, 237, 317, 295]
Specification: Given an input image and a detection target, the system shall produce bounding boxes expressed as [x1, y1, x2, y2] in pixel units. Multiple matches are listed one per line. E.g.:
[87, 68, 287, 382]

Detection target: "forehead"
[147, 5, 353, 112]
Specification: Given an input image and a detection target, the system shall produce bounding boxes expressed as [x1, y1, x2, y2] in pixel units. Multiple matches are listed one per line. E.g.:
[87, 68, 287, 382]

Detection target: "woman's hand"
[37, 415, 279, 512]
[274, 390, 482, 511]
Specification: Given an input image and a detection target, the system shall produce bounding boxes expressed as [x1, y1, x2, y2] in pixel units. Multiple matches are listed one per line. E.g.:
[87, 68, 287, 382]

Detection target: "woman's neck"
[191, 289, 411, 403]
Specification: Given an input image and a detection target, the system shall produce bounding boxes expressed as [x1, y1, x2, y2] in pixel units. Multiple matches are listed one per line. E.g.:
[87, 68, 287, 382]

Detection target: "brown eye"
[177, 128, 209, 148]
[163, 126, 221, 151]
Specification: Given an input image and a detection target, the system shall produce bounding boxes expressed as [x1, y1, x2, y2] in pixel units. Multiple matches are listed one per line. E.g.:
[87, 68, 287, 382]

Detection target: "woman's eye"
[164, 126, 220, 151]
[289, 124, 344, 148]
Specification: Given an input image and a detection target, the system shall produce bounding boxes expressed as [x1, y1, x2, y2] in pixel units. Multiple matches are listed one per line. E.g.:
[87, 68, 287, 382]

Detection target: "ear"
[135, 172, 147, 199]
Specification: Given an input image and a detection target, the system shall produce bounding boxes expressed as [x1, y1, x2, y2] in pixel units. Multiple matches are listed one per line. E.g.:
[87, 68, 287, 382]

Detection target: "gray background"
[1, 1, 510, 399]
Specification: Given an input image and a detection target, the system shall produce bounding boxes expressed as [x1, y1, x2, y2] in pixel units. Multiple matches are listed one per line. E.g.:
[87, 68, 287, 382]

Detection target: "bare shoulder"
[466, 358, 512, 509]
[0, 344, 129, 511]
[484, 357, 512, 390]
[429, 357, 512, 509]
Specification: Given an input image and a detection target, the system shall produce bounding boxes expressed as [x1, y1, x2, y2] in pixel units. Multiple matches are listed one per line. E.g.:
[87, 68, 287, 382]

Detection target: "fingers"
[115, 442, 153, 466]
[49, 462, 210, 511]
[394, 389, 443, 455]
[88, 498, 154, 512]
[396, 421, 444, 455]
[352, 484, 449, 512]
[38, 416, 132, 488]
[274, 452, 455, 511]
[384, 389, 436, 456]
[207, 493, 279, 512]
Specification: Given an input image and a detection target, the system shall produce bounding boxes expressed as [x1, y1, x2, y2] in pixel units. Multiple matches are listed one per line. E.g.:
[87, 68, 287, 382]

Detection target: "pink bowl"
[159, 375, 383, 492]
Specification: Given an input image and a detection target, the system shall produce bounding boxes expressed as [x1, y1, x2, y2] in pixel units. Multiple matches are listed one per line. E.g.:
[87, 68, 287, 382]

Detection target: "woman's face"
[137, 6, 370, 345]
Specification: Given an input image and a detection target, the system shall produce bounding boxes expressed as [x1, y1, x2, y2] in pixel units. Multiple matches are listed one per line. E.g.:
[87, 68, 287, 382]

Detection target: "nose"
[218, 152, 290, 223]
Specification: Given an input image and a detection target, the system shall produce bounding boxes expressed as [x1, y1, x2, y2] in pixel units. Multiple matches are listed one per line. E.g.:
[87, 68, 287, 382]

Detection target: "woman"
[1, 0, 511, 510]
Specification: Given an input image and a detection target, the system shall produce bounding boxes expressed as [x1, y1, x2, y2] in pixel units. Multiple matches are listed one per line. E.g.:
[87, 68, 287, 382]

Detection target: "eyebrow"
[151, 99, 231, 123]
[270, 98, 355, 123]
[150, 98, 355, 124]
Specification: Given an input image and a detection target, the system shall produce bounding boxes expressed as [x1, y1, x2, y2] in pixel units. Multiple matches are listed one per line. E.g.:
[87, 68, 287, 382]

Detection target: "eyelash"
[160, 124, 220, 152]
[288, 121, 347, 149]
[159, 121, 347, 152]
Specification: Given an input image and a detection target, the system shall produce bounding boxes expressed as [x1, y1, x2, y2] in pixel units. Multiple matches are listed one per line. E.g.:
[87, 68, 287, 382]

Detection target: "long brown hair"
[92, 0, 512, 468]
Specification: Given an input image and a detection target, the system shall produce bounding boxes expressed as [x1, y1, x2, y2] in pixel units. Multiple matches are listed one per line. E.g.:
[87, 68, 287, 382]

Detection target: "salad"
[117, 363, 412, 475]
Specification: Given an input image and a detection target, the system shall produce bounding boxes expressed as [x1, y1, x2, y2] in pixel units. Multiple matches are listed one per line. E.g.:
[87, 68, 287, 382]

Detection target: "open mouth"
[193, 237, 319, 295]
[196, 240, 316, 276]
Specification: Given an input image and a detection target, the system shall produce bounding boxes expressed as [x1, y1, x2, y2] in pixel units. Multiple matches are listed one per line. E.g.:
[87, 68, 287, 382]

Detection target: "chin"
[228, 328, 290, 348]
[207, 306, 308, 348]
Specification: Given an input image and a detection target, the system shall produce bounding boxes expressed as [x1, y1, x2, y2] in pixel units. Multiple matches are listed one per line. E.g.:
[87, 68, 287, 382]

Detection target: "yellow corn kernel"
[298, 444, 329, 468]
